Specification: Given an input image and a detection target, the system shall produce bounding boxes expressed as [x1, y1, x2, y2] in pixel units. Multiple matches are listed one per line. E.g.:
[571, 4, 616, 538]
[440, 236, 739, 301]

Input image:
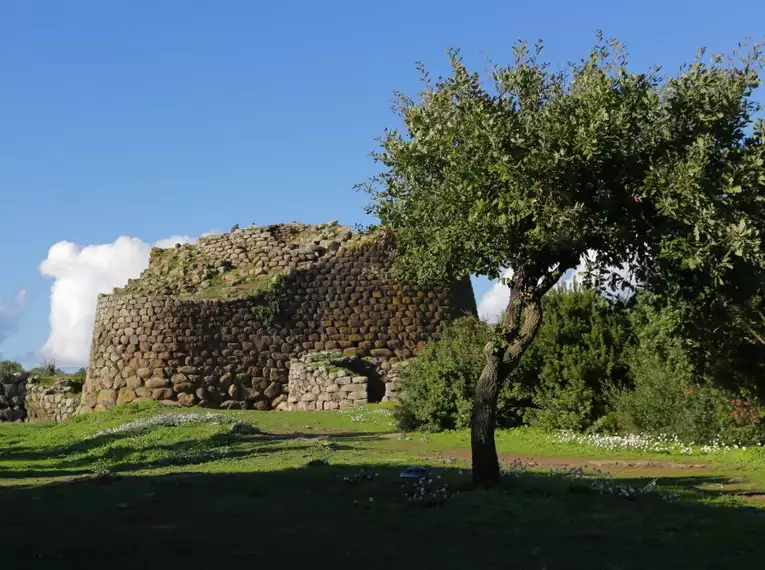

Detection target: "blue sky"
[1, 0, 764, 367]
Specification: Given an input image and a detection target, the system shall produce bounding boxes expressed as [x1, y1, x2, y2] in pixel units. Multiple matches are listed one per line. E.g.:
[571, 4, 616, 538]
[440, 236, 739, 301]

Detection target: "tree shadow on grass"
[1, 463, 765, 570]
[0, 427, 366, 480]
[0, 426, 386, 471]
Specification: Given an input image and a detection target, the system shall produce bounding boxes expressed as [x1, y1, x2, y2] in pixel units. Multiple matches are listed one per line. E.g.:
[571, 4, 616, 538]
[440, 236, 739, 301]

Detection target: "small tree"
[363, 35, 765, 485]
[0, 360, 24, 379]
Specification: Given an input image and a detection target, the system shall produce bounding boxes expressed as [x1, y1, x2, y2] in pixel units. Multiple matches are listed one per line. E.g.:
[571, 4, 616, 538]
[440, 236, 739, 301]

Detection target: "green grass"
[308, 351, 346, 362]
[190, 271, 276, 300]
[2, 403, 765, 569]
[30, 373, 84, 390]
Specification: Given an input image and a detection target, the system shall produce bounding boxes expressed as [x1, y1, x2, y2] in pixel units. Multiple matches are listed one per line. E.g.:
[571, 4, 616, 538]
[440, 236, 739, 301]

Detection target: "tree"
[363, 35, 765, 486]
[0, 360, 24, 379]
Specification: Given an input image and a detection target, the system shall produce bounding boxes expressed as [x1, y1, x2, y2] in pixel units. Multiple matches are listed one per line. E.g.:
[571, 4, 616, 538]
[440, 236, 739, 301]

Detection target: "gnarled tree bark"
[470, 266, 566, 487]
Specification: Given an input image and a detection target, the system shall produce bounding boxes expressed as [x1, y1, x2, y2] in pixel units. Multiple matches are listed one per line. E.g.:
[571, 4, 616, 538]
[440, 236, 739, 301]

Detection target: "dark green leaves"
[364, 36, 765, 322]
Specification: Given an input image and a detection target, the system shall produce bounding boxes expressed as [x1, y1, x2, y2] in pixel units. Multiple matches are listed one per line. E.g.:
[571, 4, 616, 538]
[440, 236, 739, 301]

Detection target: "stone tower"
[81, 222, 476, 412]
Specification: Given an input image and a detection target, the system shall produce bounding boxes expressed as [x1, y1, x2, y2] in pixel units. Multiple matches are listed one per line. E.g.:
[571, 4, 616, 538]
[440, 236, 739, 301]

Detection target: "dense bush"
[396, 287, 765, 444]
[0, 360, 86, 393]
[396, 285, 630, 432]
[26, 361, 61, 379]
[508, 285, 630, 431]
[394, 316, 495, 431]
[610, 295, 765, 444]
[0, 360, 24, 379]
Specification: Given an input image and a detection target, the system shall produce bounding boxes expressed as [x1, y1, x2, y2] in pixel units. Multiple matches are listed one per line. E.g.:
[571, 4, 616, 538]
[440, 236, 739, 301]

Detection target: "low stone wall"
[287, 353, 369, 410]
[0, 373, 27, 422]
[25, 379, 82, 422]
[383, 361, 408, 402]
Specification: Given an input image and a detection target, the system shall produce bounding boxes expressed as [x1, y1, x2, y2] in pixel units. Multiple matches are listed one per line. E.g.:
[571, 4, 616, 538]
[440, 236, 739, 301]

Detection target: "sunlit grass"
[3, 402, 765, 568]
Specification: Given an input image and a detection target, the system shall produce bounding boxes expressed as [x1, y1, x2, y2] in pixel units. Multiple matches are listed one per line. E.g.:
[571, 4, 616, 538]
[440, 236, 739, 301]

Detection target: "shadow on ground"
[1, 462, 765, 569]
[0, 428, 377, 479]
[0, 426, 388, 464]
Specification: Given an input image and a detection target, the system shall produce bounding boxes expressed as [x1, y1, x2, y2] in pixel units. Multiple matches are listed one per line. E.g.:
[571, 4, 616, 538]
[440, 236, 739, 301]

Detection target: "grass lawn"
[2, 402, 765, 569]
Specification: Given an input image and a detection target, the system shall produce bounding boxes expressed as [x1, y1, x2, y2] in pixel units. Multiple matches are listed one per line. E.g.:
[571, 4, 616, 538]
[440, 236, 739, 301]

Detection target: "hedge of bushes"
[395, 284, 765, 444]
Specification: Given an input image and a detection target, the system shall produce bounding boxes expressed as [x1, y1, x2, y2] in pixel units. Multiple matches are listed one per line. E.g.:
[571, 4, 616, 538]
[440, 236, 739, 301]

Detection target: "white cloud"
[39, 234, 197, 367]
[0, 288, 27, 348]
[13, 289, 27, 306]
[476, 252, 636, 323]
[153, 235, 196, 249]
[477, 269, 514, 323]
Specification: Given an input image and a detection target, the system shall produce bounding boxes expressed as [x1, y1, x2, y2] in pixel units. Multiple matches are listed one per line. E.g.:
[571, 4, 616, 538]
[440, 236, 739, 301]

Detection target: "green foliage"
[509, 285, 631, 431]
[611, 295, 765, 444]
[249, 274, 287, 326]
[397, 287, 630, 432]
[65, 368, 87, 392]
[398, 287, 765, 443]
[26, 361, 61, 378]
[0, 360, 23, 379]
[363, 36, 765, 295]
[395, 316, 493, 431]
[364, 36, 765, 480]
[195, 272, 275, 300]
[24, 362, 86, 392]
[0, 360, 85, 392]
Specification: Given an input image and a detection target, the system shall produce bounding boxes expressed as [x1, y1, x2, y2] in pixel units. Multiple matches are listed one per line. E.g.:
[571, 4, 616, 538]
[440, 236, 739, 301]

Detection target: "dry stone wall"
[0, 373, 27, 422]
[383, 361, 409, 403]
[118, 222, 363, 298]
[25, 378, 81, 422]
[82, 223, 476, 413]
[287, 353, 369, 411]
[0, 373, 82, 423]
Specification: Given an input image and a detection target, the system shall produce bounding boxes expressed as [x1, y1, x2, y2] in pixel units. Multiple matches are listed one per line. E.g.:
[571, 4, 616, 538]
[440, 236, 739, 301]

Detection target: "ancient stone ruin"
[81, 222, 476, 413]
[0, 371, 81, 423]
[25, 378, 81, 422]
[0, 372, 27, 422]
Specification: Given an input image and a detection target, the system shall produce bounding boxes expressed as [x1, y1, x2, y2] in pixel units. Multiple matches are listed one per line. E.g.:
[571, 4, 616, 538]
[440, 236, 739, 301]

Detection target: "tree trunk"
[470, 343, 504, 485]
[471, 278, 544, 487]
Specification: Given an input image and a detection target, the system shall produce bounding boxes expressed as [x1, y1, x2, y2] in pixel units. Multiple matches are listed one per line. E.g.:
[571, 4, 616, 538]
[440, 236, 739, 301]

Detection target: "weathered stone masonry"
[81, 223, 476, 413]
[25, 378, 81, 422]
[287, 353, 370, 411]
[0, 373, 27, 422]
[0, 372, 81, 423]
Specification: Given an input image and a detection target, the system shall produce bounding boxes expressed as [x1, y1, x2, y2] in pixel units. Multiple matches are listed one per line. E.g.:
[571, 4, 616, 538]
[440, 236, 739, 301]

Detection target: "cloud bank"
[39, 234, 197, 367]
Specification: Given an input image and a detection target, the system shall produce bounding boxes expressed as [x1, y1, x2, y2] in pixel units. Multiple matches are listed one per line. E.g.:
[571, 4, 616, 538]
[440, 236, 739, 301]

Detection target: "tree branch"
[746, 326, 765, 346]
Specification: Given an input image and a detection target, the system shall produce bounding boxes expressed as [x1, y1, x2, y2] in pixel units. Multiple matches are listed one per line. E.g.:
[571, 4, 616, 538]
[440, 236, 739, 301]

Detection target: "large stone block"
[137, 367, 153, 379]
[117, 388, 137, 405]
[145, 377, 169, 389]
[124, 376, 141, 389]
[97, 389, 117, 407]
[152, 388, 174, 400]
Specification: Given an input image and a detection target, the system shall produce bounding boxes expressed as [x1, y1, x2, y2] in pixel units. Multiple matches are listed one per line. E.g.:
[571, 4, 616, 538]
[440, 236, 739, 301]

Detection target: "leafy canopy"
[364, 35, 765, 294]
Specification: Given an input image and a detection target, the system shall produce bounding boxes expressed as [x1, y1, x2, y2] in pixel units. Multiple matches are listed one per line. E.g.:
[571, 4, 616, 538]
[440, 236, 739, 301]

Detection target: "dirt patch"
[432, 448, 712, 471]
[738, 493, 765, 504]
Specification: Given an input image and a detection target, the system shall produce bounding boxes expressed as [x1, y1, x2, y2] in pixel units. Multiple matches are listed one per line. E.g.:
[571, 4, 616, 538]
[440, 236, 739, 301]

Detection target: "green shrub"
[395, 316, 497, 431]
[507, 285, 631, 431]
[66, 368, 87, 392]
[611, 350, 765, 444]
[611, 294, 765, 444]
[27, 360, 61, 379]
[396, 286, 630, 432]
[396, 287, 765, 443]
[0, 360, 24, 380]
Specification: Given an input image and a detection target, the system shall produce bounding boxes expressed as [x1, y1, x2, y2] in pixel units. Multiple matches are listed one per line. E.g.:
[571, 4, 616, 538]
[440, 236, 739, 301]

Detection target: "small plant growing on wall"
[250, 274, 288, 326]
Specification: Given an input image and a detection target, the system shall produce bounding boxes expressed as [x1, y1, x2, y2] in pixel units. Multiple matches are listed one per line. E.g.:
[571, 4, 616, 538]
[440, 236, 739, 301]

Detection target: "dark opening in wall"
[332, 357, 385, 403]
